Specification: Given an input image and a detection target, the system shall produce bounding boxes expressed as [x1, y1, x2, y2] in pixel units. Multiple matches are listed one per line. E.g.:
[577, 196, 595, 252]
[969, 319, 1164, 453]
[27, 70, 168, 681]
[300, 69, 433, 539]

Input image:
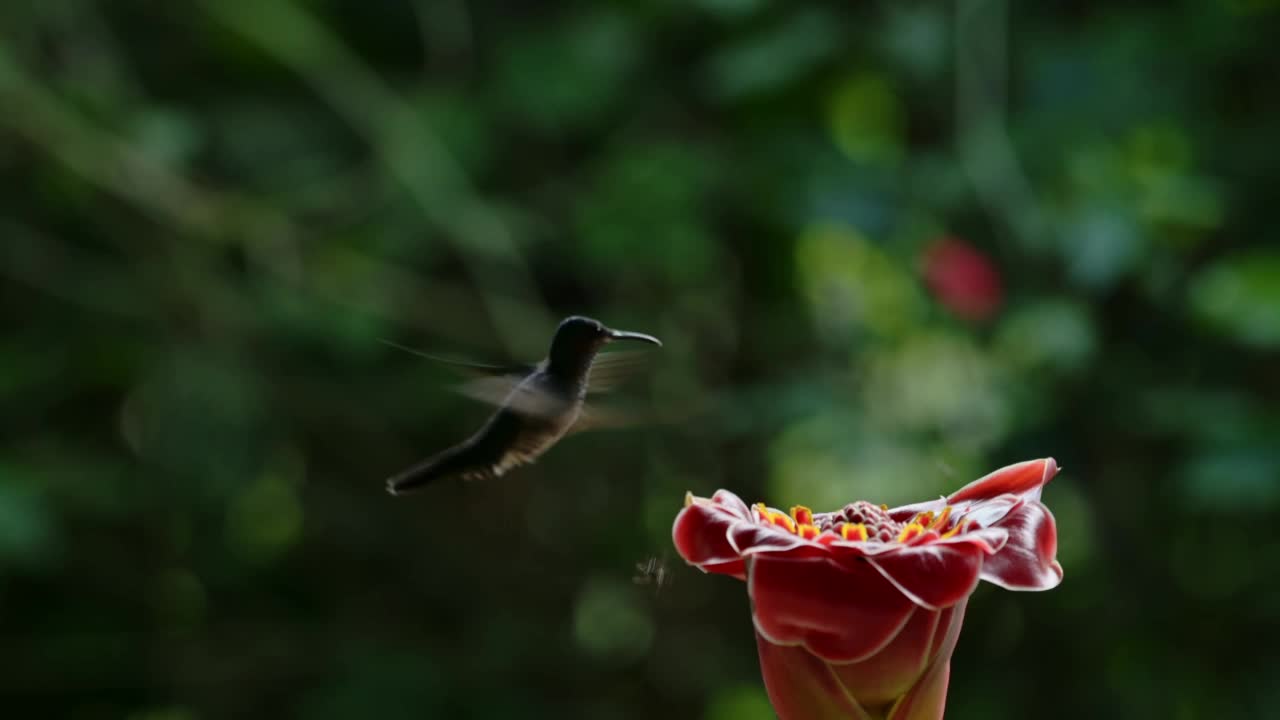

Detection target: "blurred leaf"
[864, 331, 1010, 449]
[208, 100, 353, 195]
[703, 9, 841, 100]
[695, 0, 767, 20]
[995, 299, 1097, 374]
[1137, 174, 1224, 229]
[1060, 204, 1145, 290]
[121, 352, 269, 488]
[575, 141, 718, 283]
[409, 89, 493, 177]
[1176, 447, 1280, 511]
[1127, 123, 1193, 181]
[0, 479, 59, 569]
[1189, 250, 1280, 348]
[225, 471, 304, 563]
[794, 222, 925, 341]
[882, 7, 948, 80]
[128, 107, 203, 169]
[491, 9, 639, 133]
[827, 73, 903, 167]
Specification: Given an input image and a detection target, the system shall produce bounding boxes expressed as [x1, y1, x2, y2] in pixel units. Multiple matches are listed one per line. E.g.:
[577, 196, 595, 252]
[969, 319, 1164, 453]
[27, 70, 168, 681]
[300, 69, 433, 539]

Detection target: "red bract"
[673, 459, 1063, 720]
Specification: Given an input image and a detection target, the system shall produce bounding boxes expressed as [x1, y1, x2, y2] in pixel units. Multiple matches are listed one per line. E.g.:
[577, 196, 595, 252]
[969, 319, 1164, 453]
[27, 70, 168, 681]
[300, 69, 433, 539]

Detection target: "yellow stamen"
[940, 519, 969, 539]
[897, 522, 925, 543]
[879, 504, 889, 511]
[797, 523, 820, 540]
[929, 506, 953, 531]
[914, 510, 935, 527]
[790, 505, 814, 526]
[767, 511, 797, 533]
[840, 523, 869, 541]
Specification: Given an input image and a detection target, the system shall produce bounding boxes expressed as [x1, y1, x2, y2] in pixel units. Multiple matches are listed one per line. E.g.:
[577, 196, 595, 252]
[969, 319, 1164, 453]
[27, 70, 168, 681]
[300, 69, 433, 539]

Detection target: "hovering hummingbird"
[384, 316, 662, 495]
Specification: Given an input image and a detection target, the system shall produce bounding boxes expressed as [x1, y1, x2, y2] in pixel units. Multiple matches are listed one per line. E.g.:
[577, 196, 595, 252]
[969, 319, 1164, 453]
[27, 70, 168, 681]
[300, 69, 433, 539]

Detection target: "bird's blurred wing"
[452, 377, 567, 419]
[587, 350, 655, 394]
[378, 338, 534, 379]
[570, 393, 707, 435]
[571, 402, 629, 433]
[569, 399, 659, 434]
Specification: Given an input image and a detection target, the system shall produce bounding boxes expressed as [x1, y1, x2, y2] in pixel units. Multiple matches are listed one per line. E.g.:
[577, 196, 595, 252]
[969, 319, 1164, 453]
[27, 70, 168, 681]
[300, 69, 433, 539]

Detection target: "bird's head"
[547, 316, 661, 374]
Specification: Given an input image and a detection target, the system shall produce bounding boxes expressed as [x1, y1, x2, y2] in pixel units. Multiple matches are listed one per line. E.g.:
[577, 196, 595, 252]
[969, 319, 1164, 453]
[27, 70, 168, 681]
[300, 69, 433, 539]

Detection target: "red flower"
[673, 459, 1063, 720]
[922, 238, 1004, 321]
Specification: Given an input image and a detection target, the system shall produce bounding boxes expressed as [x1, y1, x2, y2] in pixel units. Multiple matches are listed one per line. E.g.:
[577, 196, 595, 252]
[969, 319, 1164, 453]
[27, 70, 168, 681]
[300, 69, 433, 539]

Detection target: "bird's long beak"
[607, 328, 662, 346]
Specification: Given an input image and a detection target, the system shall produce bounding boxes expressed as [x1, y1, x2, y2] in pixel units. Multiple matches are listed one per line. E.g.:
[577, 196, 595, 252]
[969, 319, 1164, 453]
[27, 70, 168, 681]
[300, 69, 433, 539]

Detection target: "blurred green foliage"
[2, 1, 1279, 718]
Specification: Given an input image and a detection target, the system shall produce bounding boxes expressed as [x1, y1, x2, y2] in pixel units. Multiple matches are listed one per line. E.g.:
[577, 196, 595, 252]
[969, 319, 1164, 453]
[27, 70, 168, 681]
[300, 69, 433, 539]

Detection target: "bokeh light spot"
[795, 222, 923, 340]
[769, 416, 952, 510]
[1189, 250, 1280, 348]
[703, 684, 776, 720]
[864, 331, 1009, 449]
[225, 472, 304, 562]
[995, 299, 1097, 373]
[0, 479, 58, 567]
[573, 577, 655, 663]
[828, 73, 903, 166]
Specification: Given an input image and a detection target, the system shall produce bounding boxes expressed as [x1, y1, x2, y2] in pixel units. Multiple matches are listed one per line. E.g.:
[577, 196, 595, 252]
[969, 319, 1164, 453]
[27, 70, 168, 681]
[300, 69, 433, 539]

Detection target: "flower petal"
[824, 539, 913, 558]
[981, 501, 1064, 591]
[672, 496, 747, 579]
[826, 607, 941, 711]
[867, 543, 984, 611]
[749, 556, 917, 663]
[947, 457, 1058, 504]
[887, 600, 967, 720]
[755, 633, 874, 720]
[711, 489, 754, 519]
[933, 526, 1009, 555]
[958, 494, 1021, 529]
[730, 523, 817, 557]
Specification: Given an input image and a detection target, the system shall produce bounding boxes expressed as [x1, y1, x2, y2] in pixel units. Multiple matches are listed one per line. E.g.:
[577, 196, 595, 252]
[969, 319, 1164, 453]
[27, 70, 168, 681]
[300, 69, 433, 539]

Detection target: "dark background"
[3, 1, 1279, 718]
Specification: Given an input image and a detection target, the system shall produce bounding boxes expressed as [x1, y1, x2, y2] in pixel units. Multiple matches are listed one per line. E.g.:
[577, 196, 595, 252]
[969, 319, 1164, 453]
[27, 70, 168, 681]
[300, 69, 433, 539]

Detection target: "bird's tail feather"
[385, 446, 470, 495]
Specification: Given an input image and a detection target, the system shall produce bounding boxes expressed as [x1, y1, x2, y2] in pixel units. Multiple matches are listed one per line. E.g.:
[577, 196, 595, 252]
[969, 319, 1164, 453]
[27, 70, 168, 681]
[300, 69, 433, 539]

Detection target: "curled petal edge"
[948, 457, 1059, 505]
[980, 501, 1064, 591]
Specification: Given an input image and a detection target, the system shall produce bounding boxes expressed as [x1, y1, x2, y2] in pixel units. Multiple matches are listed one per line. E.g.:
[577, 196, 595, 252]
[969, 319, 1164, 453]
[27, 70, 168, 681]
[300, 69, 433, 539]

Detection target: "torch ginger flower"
[673, 458, 1063, 720]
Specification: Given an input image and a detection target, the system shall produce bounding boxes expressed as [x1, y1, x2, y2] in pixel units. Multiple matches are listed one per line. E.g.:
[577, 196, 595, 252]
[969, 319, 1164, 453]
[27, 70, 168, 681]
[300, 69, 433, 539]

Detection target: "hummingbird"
[384, 316, 662, 495]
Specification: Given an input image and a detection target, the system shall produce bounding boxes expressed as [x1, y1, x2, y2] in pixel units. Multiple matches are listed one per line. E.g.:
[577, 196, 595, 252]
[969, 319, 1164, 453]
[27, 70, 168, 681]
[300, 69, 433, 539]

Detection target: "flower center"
[828, 501, 900, 542]
[754, 501, 965, 545]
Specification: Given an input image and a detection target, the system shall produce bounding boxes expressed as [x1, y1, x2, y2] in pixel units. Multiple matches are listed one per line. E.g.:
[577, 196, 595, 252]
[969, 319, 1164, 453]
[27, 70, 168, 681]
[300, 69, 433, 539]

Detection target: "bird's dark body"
[397, 369, 583, 485]
[385, 317, 658, 495]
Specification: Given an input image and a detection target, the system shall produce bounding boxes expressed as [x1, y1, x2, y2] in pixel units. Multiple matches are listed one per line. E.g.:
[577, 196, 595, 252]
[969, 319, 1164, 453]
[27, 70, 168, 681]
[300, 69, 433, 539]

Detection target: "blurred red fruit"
[923, 238, 1004, 321]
